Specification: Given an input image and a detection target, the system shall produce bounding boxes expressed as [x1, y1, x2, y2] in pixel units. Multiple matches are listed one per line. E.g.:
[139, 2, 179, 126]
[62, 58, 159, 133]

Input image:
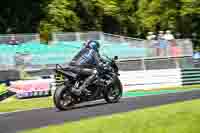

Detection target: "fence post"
[120, 36, 125, 43]
[76, 32, 81, 41]
[51, 33, 57, 44]
[175, 57, 180, 68]
[141, 58, 146, 70]
[35, 34, 40, 42]
[100, 32, 104, 42]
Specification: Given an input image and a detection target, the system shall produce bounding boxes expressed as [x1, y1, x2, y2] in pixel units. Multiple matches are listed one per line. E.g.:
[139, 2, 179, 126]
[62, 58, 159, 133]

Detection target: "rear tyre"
[53, 85, 75, 110]
[104, 77, 122, 103]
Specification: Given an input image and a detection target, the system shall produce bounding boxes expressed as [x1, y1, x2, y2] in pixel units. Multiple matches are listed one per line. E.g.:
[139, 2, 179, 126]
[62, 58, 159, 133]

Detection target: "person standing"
[146, 32, 157, 57]
[163, 30, 175, 43]
[8, 34, 19, 45]
[163, 30, 174, 57]
[146, 32, 156, 40]
[164, 30, 181, 67]
[157, 31, 168, 56]
[163, 30, 181, 57]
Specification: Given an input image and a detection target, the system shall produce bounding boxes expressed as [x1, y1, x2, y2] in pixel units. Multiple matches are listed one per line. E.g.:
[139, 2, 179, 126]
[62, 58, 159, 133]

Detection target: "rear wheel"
[53, 85, 75, 110]
[104, 77, 122, 103]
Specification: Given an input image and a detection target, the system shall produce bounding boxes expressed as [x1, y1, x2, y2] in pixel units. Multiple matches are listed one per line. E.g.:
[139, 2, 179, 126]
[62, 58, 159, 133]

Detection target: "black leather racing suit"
[68, 47, 103, 94]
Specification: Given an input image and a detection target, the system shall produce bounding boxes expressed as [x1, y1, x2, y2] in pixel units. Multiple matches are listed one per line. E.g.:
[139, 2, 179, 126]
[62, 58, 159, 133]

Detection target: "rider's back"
[69, 47, 97, 68]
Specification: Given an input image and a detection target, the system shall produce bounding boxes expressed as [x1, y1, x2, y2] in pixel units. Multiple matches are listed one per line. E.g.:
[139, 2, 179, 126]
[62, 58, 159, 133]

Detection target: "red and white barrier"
[8, 69, 182, 98]
[9, 79, 55, 98]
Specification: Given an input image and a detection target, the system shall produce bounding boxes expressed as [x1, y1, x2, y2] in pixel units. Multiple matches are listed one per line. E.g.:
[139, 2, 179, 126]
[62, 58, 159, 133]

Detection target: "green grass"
[21, 99, 200, 133]
[0, 97, 53, 112]
[1, 84, 200, 113]
[0, 84, 8, 94]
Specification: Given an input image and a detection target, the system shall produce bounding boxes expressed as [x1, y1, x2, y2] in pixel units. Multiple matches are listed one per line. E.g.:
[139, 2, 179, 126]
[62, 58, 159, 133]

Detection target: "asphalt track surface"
[1, 90, 200, 133]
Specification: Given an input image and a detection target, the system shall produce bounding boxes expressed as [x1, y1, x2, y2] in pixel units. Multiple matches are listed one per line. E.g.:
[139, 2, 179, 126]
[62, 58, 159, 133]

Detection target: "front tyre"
[53, 85, 75, 110]
[104, 77, 122, 103]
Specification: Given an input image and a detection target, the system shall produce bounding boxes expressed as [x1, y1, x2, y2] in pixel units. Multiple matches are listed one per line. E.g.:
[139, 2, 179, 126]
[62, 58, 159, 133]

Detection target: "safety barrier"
[7, 67, 200, 98]
[181, 68, 200, 85]
[119, 69, 182, 91]
[8, 68, 182, 97]
[9, 79, 53, 98]
[120, 68, 200, 91]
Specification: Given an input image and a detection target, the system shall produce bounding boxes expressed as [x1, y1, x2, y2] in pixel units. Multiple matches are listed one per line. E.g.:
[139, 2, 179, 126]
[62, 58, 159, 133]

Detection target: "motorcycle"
[53, 55, 123, 110]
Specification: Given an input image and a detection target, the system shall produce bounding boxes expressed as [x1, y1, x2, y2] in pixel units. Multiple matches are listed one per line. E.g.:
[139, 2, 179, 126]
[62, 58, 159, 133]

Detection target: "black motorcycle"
[53, 55, 123, 110]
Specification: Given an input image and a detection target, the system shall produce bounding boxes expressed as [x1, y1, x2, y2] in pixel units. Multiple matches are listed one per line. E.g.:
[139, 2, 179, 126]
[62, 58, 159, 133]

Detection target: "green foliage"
[39, 0, 80, 32]
[180, 0, 200, 16]
[22, 99, 200, 133]
[136, 0, 178, 32]
[0, 84, 7, 94]
[0, 97, 53, 112]
[0, 0, 200, 47]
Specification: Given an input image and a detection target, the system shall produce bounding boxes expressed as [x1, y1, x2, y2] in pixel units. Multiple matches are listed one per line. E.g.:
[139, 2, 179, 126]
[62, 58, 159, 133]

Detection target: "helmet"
[87, 40, 100, 51]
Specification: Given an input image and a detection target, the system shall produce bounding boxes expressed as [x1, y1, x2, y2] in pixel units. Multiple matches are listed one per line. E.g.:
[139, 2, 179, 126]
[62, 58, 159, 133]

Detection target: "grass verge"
[0, 84, 8, 95]
[21, 99, 200, 133]
[1, 84, 200, 113]
[0, 97, 53, 112]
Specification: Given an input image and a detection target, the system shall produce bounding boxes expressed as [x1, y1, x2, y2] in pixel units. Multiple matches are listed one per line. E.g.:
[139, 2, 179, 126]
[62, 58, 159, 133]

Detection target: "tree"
[0, 0, 43, 33]
[136, 0, 179, 34]
[39, 0, 80, 32]
[0, 0, 200, 49]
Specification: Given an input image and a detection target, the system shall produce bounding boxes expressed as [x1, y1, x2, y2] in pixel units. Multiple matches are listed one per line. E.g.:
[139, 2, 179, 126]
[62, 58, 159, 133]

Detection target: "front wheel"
[104, 77, 123, 103]
[53, 85, 75, 110]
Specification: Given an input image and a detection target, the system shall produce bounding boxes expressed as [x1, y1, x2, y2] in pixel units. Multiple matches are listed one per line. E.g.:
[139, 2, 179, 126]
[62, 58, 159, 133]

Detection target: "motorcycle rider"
[68, 40, 103, 95]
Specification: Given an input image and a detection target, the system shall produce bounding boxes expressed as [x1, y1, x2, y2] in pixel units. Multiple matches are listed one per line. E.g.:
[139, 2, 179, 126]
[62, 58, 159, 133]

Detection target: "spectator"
[163, 30, 174, 56]
[157, 31, 168, 56]
[170, 39, 181, 57]
[8, 35, 19, 45]
[163, 30, 174, 41]
[164, 30, 181, 67]
[163, 30, 181, 57]
[193, 51, 200, 67]
[158, 31, 164, 38]
[146, 32, 156, 40]
[146, 32, 157, 57]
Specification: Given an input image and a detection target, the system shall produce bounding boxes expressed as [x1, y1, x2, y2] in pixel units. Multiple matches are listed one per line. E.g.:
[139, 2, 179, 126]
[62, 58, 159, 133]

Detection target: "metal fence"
[0, 33, 40, 70]
[0, 32, 195, 71]
[52, 31, 103, 42]
[52, 31, 193, 58]
[117, 56, 194, 71]
[0, 33, 40, 44]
